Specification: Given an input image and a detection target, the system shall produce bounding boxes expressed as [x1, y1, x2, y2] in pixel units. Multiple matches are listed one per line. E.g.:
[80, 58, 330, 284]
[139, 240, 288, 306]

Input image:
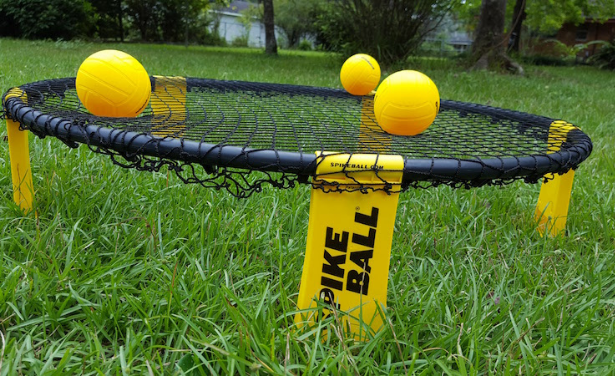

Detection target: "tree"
[471, 0, 523, 74]
[275, 0, 322, 48]
[0, 0, 95, 40]
[456, 0, 615, 54]
[261, 0, 277, 55]
[507, 0, 525, 52]
[90, 0, 125, 41]
[125, 0, 213, 43]
[317, 0, 453, 67]
[125, 0, 159, 41]
[243, 0, 322, 48]
[506, 0, 615, 53]
[524, 0, 615, 35]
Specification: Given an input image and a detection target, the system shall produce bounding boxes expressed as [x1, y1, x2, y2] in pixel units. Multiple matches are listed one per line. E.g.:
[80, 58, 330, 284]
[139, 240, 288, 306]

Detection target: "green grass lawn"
[1, 38, 614, 375]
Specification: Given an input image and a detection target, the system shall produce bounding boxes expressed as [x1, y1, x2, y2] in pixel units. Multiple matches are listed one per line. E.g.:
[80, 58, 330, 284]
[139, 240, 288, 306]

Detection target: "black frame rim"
[2, 78, 593, 186]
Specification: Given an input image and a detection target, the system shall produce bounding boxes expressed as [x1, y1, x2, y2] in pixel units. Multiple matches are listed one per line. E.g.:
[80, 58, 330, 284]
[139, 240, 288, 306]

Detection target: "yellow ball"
[340, 54, 381, 96]
[76, 50, 151, 117]
[374, 70, 440, 136]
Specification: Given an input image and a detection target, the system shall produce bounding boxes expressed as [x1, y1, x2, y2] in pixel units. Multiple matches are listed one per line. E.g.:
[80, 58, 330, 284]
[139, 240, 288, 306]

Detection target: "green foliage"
[520, 54, 573, 66]
[298, 39, 312, 51]
[522, 39, 609, 67]
[89, 0, 124, 41]
[238, 9, 253, 41]
[454, 0, 615, 38]
[124, 0, 211, 42]
[191, 12, 228, 47]
[590, 41, 615, 70]
[240, 0, 322, 49]
[0, 0, 95, 40]
[229, 7, 256, 47]
[123, 0, 157, 41]
[315, 0, 454, 67]
[419, 39, 457, 57]
[0, 0, 228, 44]
[525, 0, 615, 34]
[231, 35, 249, 47]
[449, 0, 482, 34]
[275, 0, 323, 48]
[540, 39, 595, 58]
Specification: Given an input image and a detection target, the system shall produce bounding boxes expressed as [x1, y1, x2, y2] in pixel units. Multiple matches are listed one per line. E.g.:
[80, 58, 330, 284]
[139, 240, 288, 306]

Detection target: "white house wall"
[212, 12, 284, 48]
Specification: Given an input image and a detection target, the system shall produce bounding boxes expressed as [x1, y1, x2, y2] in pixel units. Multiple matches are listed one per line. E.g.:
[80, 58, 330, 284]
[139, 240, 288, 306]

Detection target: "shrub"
[520, 54, 573, 66]
[590, 41, 615, 70]
[316, 0, 450, 67]
[418, 39, 457, 57]
[0, 0, 94, 40]
[298, 39, 312, 51]
[231, 36, 249, 47]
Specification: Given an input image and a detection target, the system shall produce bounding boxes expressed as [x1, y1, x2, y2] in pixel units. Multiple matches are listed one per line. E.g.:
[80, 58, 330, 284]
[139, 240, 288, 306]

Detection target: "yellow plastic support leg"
[358, 95, 390, 153]
[5, 89, 34, 214]
[535, 121, 578, 236]
[151, 76, 187, 137]
[296, 153, 403, 340]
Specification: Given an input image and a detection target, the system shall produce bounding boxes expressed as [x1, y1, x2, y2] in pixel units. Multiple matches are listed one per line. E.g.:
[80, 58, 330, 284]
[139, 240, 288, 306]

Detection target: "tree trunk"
[472, 0, 523, 74]
[117, 0, 124, 42]
[262, 0, 278, 55]
[508, 0, 526, 53]
[473, 0, 506, 59]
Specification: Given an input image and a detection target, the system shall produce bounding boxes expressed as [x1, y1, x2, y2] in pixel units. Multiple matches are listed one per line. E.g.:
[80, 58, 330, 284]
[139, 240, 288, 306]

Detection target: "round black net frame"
[2, 77, 592, 197]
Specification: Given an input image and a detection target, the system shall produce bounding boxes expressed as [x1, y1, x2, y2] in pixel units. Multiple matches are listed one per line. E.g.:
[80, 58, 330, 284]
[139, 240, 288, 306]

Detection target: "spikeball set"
[2, 50, 593, 339]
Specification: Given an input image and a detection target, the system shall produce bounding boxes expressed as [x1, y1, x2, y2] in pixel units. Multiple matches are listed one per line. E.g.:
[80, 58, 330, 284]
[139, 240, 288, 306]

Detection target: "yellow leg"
[151, 76, 187, 137]
[7, 118, 34, 214]
[295, 154, 403, 340]
[358, 95, 390, 152]
[535, 121, 578, 236]
[535, 171, 575, 237]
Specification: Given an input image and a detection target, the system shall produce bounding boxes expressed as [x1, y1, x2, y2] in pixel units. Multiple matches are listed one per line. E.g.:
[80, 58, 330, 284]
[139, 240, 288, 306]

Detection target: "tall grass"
[1, 39, 614, 375]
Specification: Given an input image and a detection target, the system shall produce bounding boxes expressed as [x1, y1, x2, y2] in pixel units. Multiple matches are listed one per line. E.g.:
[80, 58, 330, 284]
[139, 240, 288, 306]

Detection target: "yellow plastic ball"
[340, 54, 381, 96]
[76, 50, 151, 117]
[374, 70, 440, 136]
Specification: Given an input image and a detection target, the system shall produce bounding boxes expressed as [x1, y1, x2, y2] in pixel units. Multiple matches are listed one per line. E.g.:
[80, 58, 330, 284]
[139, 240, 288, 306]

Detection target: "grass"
[1, 38, 614, 375]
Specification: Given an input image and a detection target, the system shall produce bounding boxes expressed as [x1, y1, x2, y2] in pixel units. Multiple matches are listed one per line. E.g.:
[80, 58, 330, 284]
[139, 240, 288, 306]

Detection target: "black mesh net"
[2, 77, 592, 197]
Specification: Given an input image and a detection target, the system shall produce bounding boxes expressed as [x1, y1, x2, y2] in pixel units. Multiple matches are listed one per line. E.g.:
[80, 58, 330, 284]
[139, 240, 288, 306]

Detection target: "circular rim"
[2, 78, 593, 187]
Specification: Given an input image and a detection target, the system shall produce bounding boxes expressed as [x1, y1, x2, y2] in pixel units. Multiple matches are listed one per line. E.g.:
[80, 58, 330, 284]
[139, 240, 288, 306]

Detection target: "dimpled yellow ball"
[76, 50, 151, 117]
[374, 70, 440, 136]
[340, 54, 381, 96]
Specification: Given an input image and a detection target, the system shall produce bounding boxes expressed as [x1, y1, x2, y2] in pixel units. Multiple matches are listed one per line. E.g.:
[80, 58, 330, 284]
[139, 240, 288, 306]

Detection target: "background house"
[422, 15, 473, 56]
[210, 1, 284, 48]
[557, 18, 615, 55]
[530, 18, 615, 58]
